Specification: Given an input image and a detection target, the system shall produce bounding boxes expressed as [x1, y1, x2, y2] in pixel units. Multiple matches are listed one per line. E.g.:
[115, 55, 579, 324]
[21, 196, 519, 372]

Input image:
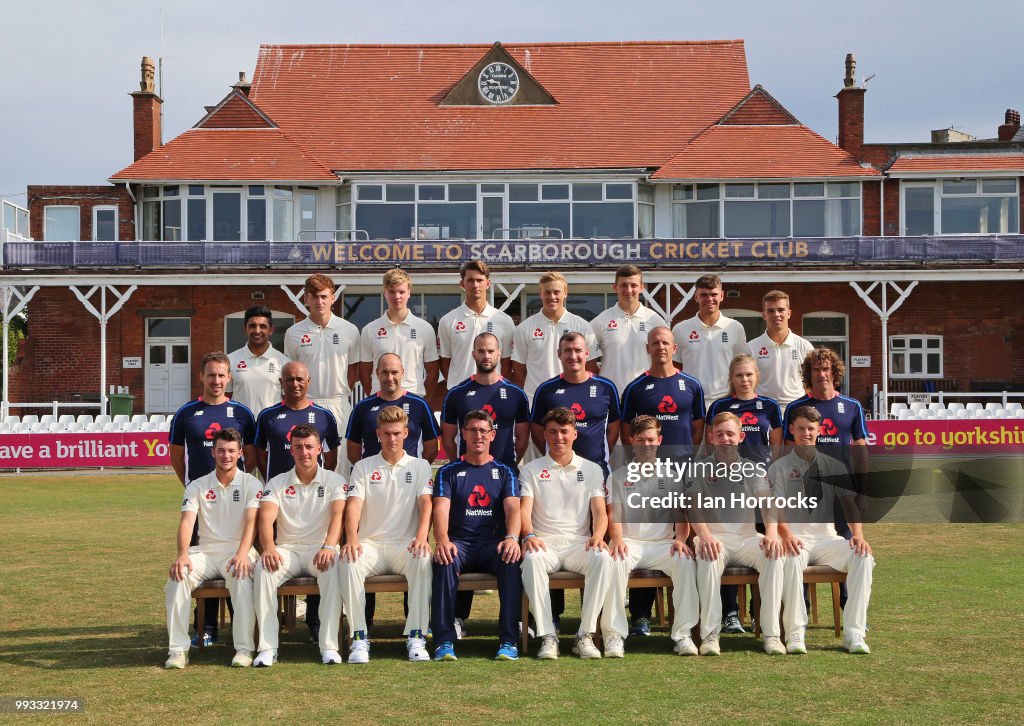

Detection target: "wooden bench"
[191, 565, 847, 652]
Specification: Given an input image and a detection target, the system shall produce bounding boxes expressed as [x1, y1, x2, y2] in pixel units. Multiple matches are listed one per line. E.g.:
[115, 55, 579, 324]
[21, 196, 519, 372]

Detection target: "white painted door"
[146, 340, 191, 413]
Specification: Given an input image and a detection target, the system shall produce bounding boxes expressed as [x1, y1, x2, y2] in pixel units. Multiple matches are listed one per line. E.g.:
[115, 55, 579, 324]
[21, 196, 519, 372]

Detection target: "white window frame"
[889, 334, 943, 379]
[722, 308, 766, 343]
[43, 205, 81, 241]
[899, 177, 1020, 236]
[802, 311, 850, 395]
[92, 205, 118, 241]
[138, 184, 305, 241]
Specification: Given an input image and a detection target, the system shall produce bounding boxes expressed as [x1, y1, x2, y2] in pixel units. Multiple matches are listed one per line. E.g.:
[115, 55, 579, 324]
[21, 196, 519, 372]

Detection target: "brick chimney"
[130, 56, 162, 162]
[836, 53, 866, 158]
[232, 71, 252, 97]
[998, 109, 1020, 142]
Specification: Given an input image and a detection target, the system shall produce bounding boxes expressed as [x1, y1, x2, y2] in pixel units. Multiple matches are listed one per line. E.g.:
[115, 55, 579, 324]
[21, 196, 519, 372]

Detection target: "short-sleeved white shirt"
[438, 303, 516, 387]
[261, 467, 349, 545]
[672, 314, 748, 405]
[520, 453, 605, 540]
[684, 455, 770, 540]
[228, 344, 290, 416]
[591, 304, 668, 393]
[360, 312, 439, 396]
[348, 452, 433, 544]
[767, 449, 851, 540]
[748, 331, 814, 409]
[182, 469, 262, 549]
[511, 310, 598, 400]
[284, 315, 361, 403]
[606, 464, 677, 542]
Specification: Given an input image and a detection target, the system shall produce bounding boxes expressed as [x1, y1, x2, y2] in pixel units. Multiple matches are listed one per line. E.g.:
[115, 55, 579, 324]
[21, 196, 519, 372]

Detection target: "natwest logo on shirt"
[377, 327, 388, 338]
[688, 330, 700, 341]
[532, 328, 544, 339]
[370, 470, 382, 482]
[570, 402, 587, 421]
[468, 485, 491, 507]
[607, 319, 618, 329]
[205, 489, 217, 501]
[758, 346, 769, 357]
[204, 422, 222, 440]
[740, 411, 759, 426]
[300, 334, 311, 344]
[482, 404, 497, 421]
[237, 361, 247, 369]
[658, 395, 677, 414]
[820, 418, 838, 436]
[284, 485, 297, 497]
[455, 321, 466, 332]
[539, 469, 551, 480]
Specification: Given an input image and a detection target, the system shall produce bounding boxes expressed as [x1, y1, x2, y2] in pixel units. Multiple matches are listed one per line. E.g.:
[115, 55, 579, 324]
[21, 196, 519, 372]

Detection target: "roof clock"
[478, 62, 520, 104]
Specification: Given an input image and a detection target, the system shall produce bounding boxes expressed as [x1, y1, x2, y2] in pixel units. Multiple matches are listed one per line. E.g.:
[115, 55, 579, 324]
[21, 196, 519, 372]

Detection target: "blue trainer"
[629, 618, 651, 637]
[495, 642, 519, 661]
[433, 641, 457, 661]
[190, 630, 217, 648]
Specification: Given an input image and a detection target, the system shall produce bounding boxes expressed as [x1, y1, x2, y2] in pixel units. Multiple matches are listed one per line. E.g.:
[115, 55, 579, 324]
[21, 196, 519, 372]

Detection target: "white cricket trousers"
[165, 545, 256, 652]
[782, 536, 874, 638]
[695, 534, 785, 638]
[522, 535, 613, 637]
[601, 538, 699, 641]
[317, 397, 353, 477]
[339, 541, 432, 636]
[255, 543, 342, 652]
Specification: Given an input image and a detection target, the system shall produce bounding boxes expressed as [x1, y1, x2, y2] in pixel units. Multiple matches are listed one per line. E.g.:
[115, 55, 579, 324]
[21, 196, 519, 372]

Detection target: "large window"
[803, 312, 849, 395]
[890, 335, 942, 378]
[673, 181, 862, 238]
[901, 178, 1019, 235]
[43, 206, 80, 241]
[139, 184, 305, 241]
[92, 206, 118, 241]
[354, 181, 637, 240]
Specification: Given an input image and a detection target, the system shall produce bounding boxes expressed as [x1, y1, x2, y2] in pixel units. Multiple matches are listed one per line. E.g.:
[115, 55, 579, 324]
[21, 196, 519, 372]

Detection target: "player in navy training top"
[620, 326, 705, 453]
[431, 410, 523, 659]
[530, 331, 620, 477]
[441, 333, 530, 469]
[346, 353, 438, 464]
[707, 354, 783, 465]
[253, 361, 340, 480]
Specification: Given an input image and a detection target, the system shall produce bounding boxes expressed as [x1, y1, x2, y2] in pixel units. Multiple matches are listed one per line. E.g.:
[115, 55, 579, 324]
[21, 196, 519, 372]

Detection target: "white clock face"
[478, 62, 520, 104]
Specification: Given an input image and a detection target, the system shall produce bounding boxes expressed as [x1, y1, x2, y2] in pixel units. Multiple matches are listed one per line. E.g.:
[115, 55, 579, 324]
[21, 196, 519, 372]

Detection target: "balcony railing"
[3, 236, 1024, 270]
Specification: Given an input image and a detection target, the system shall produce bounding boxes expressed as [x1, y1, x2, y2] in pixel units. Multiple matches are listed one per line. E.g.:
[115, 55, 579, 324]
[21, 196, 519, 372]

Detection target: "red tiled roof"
[653, 124, 878, 179]
[196, 93, 275, 129]
[110, 129, 335, 181]
[247, 41, 751, 172]
[887, 154, 1024, 173]
[719, 86, 796, 125]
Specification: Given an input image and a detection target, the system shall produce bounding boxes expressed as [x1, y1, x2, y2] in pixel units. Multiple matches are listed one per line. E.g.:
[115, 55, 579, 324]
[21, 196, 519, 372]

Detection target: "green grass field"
[1, 472, 1021, 725]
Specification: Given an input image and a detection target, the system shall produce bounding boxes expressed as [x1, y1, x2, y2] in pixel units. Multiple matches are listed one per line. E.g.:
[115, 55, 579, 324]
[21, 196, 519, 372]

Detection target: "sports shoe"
[495, 642, 519, 661]
[433, 641, 457, 661]
[230, 650, 254, 668]
[348, 637, 370, 664]
[629, 617, 651, 637]
[604, 634, 625, 658]
[406, 633, 429, 662]
[253, 649, 277, 667]
[786, 630, 807, 655]
[572, 633, 602, 659]
[673, 636, 698, 656]
[845, 633, 871, 654]
[321, 649, 342, 665]
[295, 598, 308, 619]
[190, 630, 217, 649]
[722, 611, 745, 634]
[764, 635, 786, 655]
[536, 634, 559, 660]
[699, 631, 721, 656]
[164, 649, 187, 669]
[454, 617, 466, 640]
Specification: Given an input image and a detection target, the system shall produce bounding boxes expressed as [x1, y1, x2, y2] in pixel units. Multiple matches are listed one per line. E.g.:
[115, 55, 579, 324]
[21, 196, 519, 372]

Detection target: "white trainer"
[572, 633, 602, 659]
[321, 649, 342, 665]
[230, 650, 254, 668]
[406, 635, 429, 662]
[699, 631, 721, 656]
[764, 635, 786, 655]
[536, 634, 559, 660]
[253, 649, 277, 668]
[164, 649, 187, 669]
[845, 633, 871, 654]
[348, 638, 370, 664]
[604, 634, 625, 658]
[787, 629, 807, 655]
[454, 617, 466, 640]
[673, 636, 698, 656]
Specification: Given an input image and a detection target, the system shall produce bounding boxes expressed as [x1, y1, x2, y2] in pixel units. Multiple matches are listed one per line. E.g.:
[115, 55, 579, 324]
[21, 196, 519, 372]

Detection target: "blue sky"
[1, 0, 1019, 201]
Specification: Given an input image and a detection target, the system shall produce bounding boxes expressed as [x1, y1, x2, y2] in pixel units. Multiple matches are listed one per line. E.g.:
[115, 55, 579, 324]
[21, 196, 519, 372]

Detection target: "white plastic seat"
[39, 414, 56, 425]
[985, 403, 1002, 412]
[955, 410, 971, 419]
[927, 403, 944, 413]
[994, 408, 1010, 419]
[897, 409, 914, 420]
[1006, 402, 1023, 413]
[149, 414, 167, 426]
[908, 402, 926, 413]
[3, 415, 20, 426]
[130, 414, 148, 425]
[0, 422, 11, 433]
[946, 402, 965, 413]
[76, 414, 94, 425]
[66, 422, 83, 432]
[21, 415, 39, 426]
[102, 422, 120, 432]
[94, 415, 112, 425]
[58, 414, 76, 425]
[965, 402, 983, 412]
[86, 422, 105, 432]
[936, 409, 953, 419]
[30, 422, 48, 432]
[112, 414, 131, 426]
[48, 422, 67, 433]
[889, 403, 908, 417]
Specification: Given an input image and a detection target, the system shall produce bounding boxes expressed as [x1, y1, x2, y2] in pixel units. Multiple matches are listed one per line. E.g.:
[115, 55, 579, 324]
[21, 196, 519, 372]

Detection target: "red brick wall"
[862, 180, 881, 236]
[836, 87, 865, 158]
[26, 185, 135, 241]
[132, 93, 162, 162]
